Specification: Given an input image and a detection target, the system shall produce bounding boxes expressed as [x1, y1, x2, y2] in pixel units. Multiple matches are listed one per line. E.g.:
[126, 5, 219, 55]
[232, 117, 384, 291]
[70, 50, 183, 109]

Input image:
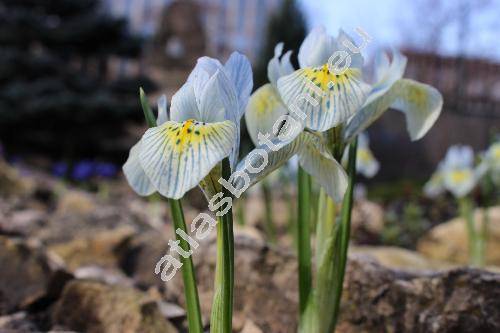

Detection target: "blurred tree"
[0, 0, 155, 160]
[253, 0, 307, 89]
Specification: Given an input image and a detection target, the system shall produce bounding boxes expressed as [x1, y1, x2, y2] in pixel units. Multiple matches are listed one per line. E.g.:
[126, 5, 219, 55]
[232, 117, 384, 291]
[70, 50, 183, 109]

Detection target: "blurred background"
[0, 1, 499, 332]
[1, 0, 499, 180]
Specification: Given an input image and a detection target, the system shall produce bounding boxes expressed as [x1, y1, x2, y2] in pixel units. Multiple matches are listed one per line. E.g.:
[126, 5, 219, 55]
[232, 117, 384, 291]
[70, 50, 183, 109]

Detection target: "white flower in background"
[240, 43, 348, 202]
[425, 145, 479, 198]
[355, 133, 379, 178]
[478, 141, 500, 185]
[123, 53, 252, 199]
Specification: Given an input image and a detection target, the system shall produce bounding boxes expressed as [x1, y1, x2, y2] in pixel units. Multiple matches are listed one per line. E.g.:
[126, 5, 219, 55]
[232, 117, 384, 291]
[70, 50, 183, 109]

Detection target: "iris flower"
[478, 141, 500, 185]
[123, 53, 252, 199]
[424, 145, 480, 198]
[240, 43, 348, 202]
[275, 25, 443, 144]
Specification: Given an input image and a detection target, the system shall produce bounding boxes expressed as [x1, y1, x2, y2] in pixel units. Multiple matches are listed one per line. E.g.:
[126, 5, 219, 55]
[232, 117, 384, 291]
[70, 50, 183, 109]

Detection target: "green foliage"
[0, 0, 155, 159]
[253, 0, 307, 88]
[381, 201, 430, 248]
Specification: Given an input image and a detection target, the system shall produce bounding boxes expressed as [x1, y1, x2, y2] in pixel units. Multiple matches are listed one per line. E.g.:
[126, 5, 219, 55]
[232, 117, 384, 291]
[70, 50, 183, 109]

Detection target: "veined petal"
[157, 95, 169, 125]
[298, 26, 338, 68]
[298, 132, 348, 202]
[245, 84, 288, 146]
[139, 120, 237, 199]
[199, 70, 226, 123]
[373, 50, 390, 83]
[233, 133, 303, 192]
[391, 79, 443, 141]
[170, 82, 200, 122]
[268, 42, 294, 88]
[225, 52, 253, 117]
[278, 65, 369, 132]
[123, 141, 155, 196]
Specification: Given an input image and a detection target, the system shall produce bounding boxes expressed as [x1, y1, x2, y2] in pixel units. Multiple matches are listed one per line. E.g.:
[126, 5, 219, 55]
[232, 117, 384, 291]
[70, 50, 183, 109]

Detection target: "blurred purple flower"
[52, 161, 69, 178]
[72, 160, 94, 181]
[94, 162, 117, 178]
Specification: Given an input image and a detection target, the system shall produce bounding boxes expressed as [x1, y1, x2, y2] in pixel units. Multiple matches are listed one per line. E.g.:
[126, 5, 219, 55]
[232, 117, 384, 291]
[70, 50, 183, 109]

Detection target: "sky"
[298, 0, 500, 62]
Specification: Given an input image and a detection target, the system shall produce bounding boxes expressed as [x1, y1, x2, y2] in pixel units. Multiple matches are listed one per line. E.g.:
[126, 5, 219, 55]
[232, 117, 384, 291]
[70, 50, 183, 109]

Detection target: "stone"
[0, 236, 54, 314]
[340, 254, 500, 332]
[417, 206, 500, 266]
[55, 190, 96, 216]
[350, 199, 385, 244]
[48, 226, 136, 271]
[351, 245, 454, 271]
[166, 232, 500, 332]
[52, 279, 177, 333]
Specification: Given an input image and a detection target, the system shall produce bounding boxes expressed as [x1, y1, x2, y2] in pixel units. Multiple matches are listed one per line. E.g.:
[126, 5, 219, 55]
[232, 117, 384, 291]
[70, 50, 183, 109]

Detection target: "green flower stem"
[315, 188, 337, 268]
[297, 165, 312, 316]
[261, 179, 277, 244]
[139, 88, 203, 332]
[169, 199, 204, 333]
[210, 158, 234, 333]
[459, 197, 484, 266]
[330, 137, 358, 332]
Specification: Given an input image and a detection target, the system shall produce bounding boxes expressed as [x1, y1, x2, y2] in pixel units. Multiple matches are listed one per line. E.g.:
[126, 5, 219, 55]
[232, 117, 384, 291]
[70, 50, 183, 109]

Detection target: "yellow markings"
[357, 148, 373, 164]
[303, 64, 359, 92]
[407, 85, 428, 106]
[449, 169, 471, 184]
[491, 144, 500, 161]
[165, 119, 206, 152]
[251, 85, 281, 115]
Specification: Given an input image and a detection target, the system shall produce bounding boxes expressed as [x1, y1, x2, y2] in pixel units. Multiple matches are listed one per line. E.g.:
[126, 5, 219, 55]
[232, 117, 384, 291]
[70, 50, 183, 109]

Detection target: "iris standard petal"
[278, 65, 369, 132]
[245, 84, 288, 146]
[298, 26, 338, 68]
[198, 70, 226, 123]
[157, 95, 169, 125]
[268, 42, 294, 88]
[298, 132, 348, 202]
[225, 52, 253, 117]
[123, 141, 156, 196]
[170, 82, 200, 122]
[391, 79, 443, 141]
[139, 119, 237, 199]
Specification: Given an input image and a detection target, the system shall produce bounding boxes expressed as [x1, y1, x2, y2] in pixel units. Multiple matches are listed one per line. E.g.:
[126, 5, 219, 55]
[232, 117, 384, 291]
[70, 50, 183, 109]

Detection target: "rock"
[0, 312, 38, 332]
[117, 230, 170, 289]
[167, 232, 500, 332]
[350, 199, 385, 244]
[166, 231, 298, 332]
[351, 246, 454, 271]
[240, 320, 263, 333]
[417, 206, 500, 266]
[55, 190, 96, 216]
[48, 226, 136, 271]
[0, 209, 46, 235]
[0, 159, 31, 197]
[340, 254, 500, 332]
[0, 236, 55, 314]
[52, 279, 177, 333]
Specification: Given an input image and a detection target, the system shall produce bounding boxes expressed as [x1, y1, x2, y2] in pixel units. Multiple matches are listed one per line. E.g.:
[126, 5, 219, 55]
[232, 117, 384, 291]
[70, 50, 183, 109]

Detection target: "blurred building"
[103, 0, 283, 65]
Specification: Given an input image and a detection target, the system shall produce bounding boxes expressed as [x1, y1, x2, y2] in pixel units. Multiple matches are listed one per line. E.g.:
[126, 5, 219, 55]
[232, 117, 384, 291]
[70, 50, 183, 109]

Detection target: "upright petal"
[278, 65, 369, 132]
[139, 120, 237, 199]
[245, 84, 288, 146]
[198, 70, 226, 123]
[157, 95, 169, 125]
[225, 52, 253, 117]
[268, 42, 294, 88]
[298, 26, 338, 68]
[170, 82, 200, 122]
[123, 141, 155, 196]
[391, 79, 443, 141]
[298, 132, 348, 202]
